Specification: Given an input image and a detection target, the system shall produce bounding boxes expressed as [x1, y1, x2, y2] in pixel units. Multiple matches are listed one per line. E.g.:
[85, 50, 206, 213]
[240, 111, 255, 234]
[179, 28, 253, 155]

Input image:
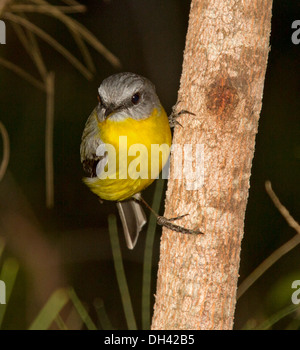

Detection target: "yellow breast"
[85, 106, 172, 201]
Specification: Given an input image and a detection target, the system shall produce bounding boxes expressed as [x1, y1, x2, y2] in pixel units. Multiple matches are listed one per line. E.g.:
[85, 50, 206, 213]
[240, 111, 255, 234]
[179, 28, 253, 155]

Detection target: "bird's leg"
[168, 101, 196, 128]
[136, 195, 204, 235]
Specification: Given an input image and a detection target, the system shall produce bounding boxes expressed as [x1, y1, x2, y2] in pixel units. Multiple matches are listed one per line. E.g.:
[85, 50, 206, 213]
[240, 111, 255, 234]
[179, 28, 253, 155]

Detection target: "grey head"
[96, 72, 161, 122]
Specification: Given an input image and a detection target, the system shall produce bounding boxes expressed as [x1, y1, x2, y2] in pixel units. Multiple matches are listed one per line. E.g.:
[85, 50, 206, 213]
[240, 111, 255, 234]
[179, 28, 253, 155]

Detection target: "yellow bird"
[80, 72, 172, 249]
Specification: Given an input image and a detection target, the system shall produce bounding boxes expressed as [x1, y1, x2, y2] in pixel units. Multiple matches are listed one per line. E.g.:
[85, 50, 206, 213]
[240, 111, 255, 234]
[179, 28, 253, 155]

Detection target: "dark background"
[0, 0, 299, 329]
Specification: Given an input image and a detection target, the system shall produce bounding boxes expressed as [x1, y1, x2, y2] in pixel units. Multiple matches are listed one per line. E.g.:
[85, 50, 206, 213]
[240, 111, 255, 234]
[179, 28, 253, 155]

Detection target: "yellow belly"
[84, 106, 172, 201]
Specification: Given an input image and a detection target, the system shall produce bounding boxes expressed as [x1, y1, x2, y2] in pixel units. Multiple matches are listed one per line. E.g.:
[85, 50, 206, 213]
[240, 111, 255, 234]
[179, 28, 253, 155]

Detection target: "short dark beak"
[104, 105, 115, 118]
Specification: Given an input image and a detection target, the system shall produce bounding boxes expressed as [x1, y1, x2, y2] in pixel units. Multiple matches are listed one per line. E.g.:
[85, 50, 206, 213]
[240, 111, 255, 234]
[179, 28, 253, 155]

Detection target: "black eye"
[131, 93, 140, 105]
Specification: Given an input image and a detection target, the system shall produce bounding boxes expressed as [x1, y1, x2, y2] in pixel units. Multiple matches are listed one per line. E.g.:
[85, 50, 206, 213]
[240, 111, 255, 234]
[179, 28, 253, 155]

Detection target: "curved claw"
[177, 109, 196, 116]
[165, 213, 189, 222]
[168, 102, 196, 128]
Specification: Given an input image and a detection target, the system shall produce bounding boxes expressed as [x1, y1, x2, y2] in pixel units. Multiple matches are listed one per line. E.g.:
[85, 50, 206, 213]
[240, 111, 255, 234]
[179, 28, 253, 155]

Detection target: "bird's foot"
[157, 214, 203, 235]
[168, 101, 196, 128]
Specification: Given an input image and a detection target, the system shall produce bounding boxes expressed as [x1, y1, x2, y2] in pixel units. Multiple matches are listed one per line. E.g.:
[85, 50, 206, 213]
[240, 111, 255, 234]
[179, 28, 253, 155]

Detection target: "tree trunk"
[152, 0, 273, 330]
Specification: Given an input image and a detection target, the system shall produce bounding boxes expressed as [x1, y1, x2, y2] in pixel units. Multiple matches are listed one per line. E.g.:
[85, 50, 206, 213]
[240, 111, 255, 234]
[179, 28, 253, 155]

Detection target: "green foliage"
[68, 287, 97, 330]
[108, 214, 137, 330]
[29, 288, 69, 330]
[0, 252, 19, 328]
[142, 178, 165, 329]
[266, 271, 300, 312]
[0, 178, 300, 329]
[255, 303, 300, 330]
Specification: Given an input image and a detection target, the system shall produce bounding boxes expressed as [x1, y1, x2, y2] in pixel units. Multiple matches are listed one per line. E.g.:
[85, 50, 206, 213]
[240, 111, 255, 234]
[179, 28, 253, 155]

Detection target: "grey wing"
[80, 108, 107, 178]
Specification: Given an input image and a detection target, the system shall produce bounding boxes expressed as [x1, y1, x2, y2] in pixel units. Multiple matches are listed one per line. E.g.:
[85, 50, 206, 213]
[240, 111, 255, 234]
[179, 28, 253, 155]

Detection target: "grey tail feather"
[116, 199, 147, 249]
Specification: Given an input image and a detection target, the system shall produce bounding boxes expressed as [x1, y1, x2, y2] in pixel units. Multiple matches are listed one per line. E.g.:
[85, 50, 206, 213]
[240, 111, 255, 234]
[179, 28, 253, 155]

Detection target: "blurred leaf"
[31, 0, 121, 68]
[94, 298, 114, 330]
[142, 178, 165, 330]
[255, 303, 300, 330]
[266, 271, 300, 312]
[0, 57, 44, 90]
[68, 287, 97, 330]
[3, 12, 93, 80]
[29, 288, 69, 330]
[0, 257, 19, 328]
[0, 237, 5, 258]
[108, 214, 137, 330]
[30, 0, 95, 72]
[0, 121, 10, 182]
[10, 4, 86, 14]
[55, 315, 68, 330]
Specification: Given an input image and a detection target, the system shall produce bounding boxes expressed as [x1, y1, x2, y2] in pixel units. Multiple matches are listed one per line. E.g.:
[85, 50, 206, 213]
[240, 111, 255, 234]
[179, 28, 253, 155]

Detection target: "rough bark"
[152, 0, 273, 330]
